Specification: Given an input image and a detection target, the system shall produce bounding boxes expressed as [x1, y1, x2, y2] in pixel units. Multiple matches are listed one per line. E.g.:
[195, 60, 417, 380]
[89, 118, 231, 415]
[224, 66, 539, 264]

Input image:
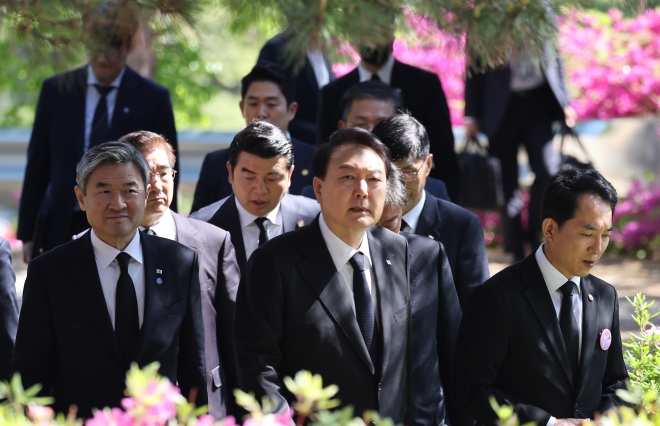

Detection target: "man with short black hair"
[235, 127, 411, 423]
[373, 114, 488, 308]
[190, 122, 319, 272]
[191, 63, 316, 212]
[13, 141, 206, 418]
[337, 80, 401, 132]
[453, 167, 627, 426]
[18, 3, 178, 262]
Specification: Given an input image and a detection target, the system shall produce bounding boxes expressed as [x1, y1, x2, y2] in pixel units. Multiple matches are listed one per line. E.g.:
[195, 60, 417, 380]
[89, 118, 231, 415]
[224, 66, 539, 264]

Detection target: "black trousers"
[488, 84, 557, 259]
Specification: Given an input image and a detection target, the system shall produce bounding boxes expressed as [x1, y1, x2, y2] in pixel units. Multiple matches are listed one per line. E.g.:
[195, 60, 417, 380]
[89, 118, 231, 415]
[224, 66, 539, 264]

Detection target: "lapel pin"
[123, 107, 130, 114]
[428, 235, 435, 240]
[386, 260, 392, 266]
[297, 220, 305, 228]
[588, 294, 594, 301]
[156, 278, 163, 285]
[156, 269, 162, 274]
[301, 169, 309, 176]
[600, 329, 612, 350]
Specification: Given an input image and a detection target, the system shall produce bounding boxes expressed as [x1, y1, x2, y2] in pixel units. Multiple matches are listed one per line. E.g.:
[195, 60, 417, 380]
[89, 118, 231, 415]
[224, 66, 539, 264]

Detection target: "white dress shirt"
[535, 244, 582, 426]
[84, 65, 126, 152]
[140, 208, 177, 241]
[90, 229, 146, 329]
[318, 214, 375, 315]
[401, 190, 427, 233]
[307, 49, 330, 88]
[235, 197, 283, 261]
[358, 54, 395, 85]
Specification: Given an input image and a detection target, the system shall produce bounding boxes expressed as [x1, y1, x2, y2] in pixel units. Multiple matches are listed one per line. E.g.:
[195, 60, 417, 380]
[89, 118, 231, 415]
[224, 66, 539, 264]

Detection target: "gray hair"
[76, 141, 150, 194]
[384, 164, 408, 211]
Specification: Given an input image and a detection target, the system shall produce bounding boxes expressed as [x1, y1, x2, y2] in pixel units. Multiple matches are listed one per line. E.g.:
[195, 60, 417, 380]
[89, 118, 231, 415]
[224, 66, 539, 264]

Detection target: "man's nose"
[355, 179, 369, 197]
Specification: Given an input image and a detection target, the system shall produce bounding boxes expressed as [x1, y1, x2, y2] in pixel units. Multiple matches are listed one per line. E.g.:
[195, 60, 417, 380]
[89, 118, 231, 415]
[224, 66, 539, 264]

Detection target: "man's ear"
[144, 183, 151, 203]
[74, 186, 86, 211]
[239, 100, 245, 118]
[312, 176, 323, 204]
[338, 120, 347, 130]
[227, 161, 234, 184]
[424, 154, 434, 177]
[542, 217, 557, 242]
[286, 165, 295, 189]
[288, 102, 298, 120]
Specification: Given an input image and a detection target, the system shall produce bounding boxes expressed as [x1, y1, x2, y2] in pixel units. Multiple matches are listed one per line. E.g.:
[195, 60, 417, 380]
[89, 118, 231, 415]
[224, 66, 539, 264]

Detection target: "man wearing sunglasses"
[17, 2, 178, 263]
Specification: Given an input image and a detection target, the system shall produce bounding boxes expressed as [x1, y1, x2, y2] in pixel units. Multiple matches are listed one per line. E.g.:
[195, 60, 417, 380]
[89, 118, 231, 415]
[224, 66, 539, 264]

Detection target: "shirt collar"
[234, 196, 282, 229]
[402, 189, 427, 232]
[87, 64, 126, 88]
[357, 54, 395, 85]
[318, 213, 372, 272]
[535, 244, 581, 295]
[140, 208, 176, 235]
[90, 228, 143, 269]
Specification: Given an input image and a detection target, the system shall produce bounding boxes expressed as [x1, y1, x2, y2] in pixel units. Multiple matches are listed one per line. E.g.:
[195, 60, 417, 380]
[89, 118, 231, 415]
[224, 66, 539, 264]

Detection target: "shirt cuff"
[547, 416, 556, 426]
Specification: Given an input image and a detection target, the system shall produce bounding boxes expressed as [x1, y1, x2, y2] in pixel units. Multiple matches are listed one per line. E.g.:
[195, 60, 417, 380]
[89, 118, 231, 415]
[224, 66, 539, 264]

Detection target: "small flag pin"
[156, 269, 162, 274]
[297, 220, 305, 228]
[386, 260, 391, 266]
[428, 235, 435, 240]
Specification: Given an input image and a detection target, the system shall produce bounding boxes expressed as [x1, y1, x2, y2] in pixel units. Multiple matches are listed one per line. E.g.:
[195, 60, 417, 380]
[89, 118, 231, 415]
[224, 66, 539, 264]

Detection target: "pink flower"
[85, 408, 135, 426]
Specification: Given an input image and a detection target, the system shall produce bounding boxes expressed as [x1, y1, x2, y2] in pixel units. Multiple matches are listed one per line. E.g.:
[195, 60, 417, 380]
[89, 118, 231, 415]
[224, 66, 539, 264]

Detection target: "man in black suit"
[452, 168, 627, 426]
[235, 128, 411, 423]
[317, 39, 460, 200]
[118, 131, 240, 420]
[464, 46, 577, 261]
[378, 166, 462, 426]
[258, 32, 335, 144]
[17, 4, 178, 263]
[373, 115, 489, 308]
[191, 63, 316, 212]
[0, 236, 18, 381]
[191, 122, 319, 273]
[12, 141, 206, 418]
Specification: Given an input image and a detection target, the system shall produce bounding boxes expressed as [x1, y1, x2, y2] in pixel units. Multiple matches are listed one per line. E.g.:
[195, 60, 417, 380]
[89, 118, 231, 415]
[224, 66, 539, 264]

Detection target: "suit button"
[378, 382, 382, 391]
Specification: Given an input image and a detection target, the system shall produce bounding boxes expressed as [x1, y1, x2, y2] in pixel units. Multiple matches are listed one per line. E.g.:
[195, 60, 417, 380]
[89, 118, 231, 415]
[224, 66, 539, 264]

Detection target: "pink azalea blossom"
[85, 408, 135, 426]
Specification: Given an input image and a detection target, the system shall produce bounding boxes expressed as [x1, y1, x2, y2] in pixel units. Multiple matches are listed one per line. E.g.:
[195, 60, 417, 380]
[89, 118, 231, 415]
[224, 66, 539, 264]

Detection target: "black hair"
[241, 62, 296, 106]
[372, 113, 430, 161]
[228, 121, 294, 171]
[313, 127, 392, 180]
[82, 2, 138, 50]
[340, 80, 403, 121]
[541, 167, 618, 228]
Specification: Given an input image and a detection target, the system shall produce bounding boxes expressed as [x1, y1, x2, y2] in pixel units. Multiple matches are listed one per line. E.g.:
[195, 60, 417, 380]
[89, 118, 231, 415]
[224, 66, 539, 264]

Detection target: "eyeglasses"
[151, 168, 177, 182]
[86, 46, 122, 61]
[401, 168, 421, 181]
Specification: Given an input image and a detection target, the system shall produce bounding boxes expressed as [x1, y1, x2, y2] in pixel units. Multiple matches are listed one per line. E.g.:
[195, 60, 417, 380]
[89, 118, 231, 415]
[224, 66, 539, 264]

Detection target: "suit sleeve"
[191, 153, 216, 214]
[11, 259, 56, 397]
[452, 285, 552, 426]
[0, 239, 18, 381]
[234, 248, 289, 414]
[464, 65, 484, 120]
[152, 88, 179, 212]
[316, 85, 334, 145]
[17, 80, 53, 242]
[177, 251, 208, 407]
[215, 232, 240, 413]
[597, 289, 629, 414]
[454, 214, 489, 309]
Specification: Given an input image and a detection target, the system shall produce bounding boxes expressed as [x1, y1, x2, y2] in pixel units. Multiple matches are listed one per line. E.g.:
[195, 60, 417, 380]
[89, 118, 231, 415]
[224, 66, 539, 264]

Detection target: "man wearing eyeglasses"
[373, 114, 489, 311]
[17, 3, 178, 263]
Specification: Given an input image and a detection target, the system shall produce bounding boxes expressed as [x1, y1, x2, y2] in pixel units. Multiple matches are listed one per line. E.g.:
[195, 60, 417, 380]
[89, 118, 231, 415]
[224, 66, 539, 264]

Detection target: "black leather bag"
[458, 137, 505, 210]
[560, 127, 594, 170]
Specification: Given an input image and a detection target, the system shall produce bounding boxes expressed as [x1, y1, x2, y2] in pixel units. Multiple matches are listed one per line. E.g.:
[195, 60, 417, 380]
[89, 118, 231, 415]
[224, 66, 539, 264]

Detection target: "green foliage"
[623, 293, 660, 392]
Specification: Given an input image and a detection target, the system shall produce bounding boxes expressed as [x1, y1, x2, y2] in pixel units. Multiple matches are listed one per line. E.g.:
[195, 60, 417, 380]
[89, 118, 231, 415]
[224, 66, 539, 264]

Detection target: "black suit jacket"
[234, 219, 412, 423]
[190, 137, 316, 213]
[317, 60, 460, 200]
[402, 232, 463, 426]
[452, 254, 628, 425]
[0, 237, 18, 381]
[17, 66, 178, 257]
[190, 194, 320, 272]
[171, 212, 240, 419]
[415, 193, 489, 308]
[258, 33, 335, 145]
[12, 231, 207, 418]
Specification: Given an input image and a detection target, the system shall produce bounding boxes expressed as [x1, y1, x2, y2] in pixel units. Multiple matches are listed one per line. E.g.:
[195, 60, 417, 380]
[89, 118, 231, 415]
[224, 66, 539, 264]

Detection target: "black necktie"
[142, 227, 156, 236]
[560, 281, 580, 384]
[254, 217, 270, 247]
[349, 252, 375, 353]
[115, 252, 139, 367]
[370, 73, 381, 81]
[89, 85, 115, 150]
[400, 219, 411, 232]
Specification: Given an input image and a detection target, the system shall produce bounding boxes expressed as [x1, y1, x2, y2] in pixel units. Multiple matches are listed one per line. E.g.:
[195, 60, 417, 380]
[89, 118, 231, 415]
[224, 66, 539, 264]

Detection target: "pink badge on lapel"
[600, 329, 612, 350]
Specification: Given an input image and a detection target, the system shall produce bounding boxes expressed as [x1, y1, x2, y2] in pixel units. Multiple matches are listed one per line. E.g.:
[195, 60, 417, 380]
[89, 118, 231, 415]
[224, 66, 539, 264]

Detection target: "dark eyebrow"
[583, 224, 614, 232]
[94, 180, 140, 188]
[338, 164, 383, 175]
[246, 95, 280, 101]
[240, 167, 283, 176]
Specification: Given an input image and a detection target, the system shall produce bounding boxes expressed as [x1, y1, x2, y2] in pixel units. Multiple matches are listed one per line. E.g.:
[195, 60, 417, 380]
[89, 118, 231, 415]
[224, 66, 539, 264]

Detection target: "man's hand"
[22, 241, 33, 264]
[555, 418, 590, 426]
[564, 105, 578, 128]
[465, 121, 480, 139]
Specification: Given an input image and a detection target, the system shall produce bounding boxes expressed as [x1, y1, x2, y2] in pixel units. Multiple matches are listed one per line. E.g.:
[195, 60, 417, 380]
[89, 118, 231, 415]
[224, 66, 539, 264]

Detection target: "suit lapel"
[210, 195, 247, 270]
[415, 195, 441, 241]
[68, 232, 123, 363]
[134, 234, 167, 362]
[172, 212, 204, 251]
[296, 220, 375, 374]
[576, 276, 599, 393]
[108, 67, 138, 140]
[368, 231, 394, 376]
[521, 256, 574, 386]
[281, 194, 302, 232]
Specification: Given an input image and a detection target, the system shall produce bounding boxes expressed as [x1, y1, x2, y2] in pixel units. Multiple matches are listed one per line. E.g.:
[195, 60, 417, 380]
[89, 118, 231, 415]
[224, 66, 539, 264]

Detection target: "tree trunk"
[127, 12, 156, 79]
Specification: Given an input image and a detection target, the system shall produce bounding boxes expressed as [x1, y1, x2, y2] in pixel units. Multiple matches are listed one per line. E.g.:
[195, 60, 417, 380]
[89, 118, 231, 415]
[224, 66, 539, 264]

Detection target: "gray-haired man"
[12, 141, 207, 418]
